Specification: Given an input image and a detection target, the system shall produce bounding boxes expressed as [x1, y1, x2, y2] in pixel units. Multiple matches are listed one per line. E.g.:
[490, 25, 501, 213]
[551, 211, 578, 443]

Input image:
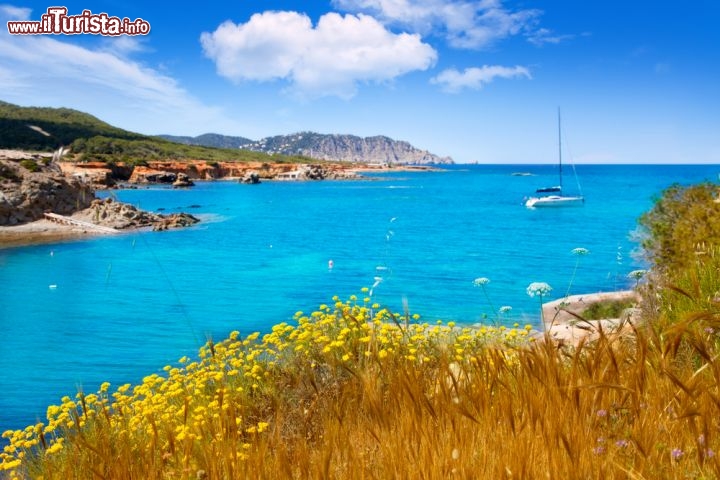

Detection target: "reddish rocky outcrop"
[127, 161, 258, 183]
[59, 161, 114, 187]
[59, 162, 134, 187]
[57, 159, 365, 189]
[126, 161, 361, 185]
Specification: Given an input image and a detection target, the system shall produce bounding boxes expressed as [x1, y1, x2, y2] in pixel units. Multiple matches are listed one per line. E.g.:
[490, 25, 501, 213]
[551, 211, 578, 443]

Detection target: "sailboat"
[525, 109, 584, 208]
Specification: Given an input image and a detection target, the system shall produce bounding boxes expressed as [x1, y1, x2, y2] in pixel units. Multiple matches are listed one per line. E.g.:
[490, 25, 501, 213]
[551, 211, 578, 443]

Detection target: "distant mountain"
[242, 132, 453, 165]
[159, 131, 451, 165]
[0, 100, 145, 151]
[158, 133, 253, 149]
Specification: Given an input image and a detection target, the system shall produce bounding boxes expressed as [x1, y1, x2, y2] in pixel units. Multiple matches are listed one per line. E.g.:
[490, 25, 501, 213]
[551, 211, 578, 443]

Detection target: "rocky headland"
[0, 155, 199, 246]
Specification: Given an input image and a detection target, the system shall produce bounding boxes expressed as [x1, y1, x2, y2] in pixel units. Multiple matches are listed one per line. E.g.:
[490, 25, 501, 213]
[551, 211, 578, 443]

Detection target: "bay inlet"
[0, 164, 716, 432]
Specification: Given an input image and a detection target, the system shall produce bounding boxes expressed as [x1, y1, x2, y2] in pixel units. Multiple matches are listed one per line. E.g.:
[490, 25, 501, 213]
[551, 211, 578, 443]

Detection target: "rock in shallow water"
[75, 198, 199, 231]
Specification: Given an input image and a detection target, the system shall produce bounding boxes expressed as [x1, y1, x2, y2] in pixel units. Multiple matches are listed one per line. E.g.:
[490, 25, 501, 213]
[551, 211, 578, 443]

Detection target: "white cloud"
[332, 0, 546, 49]
[526, 28, 574, 46]
[431, 65, 531, 92]
[100, 36, 150, 57]
[0, 4, 30, 20]
[200, 11, 437, 99]
[0, 5, 241, 135]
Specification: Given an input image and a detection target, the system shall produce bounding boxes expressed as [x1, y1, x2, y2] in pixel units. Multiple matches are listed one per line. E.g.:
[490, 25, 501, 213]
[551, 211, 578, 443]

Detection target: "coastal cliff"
[58, 160, 371, 188]
[125, 161, 362, 183]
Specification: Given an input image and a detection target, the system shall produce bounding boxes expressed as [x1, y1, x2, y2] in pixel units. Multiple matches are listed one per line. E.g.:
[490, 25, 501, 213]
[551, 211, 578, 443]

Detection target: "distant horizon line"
[444, 162, 720, 166]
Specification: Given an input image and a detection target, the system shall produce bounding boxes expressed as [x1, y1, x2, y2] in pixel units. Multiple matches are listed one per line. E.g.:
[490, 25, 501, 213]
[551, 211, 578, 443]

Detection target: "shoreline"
[62, 160, 448, 190]
[540, 290, 641, 346]
[0, 199, 199, 249]
[0, 165, 444, 248]
[0, 219, 111, 249]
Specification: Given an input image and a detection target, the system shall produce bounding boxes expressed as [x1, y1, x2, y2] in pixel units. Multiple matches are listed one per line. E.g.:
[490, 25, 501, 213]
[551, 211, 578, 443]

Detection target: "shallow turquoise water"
[0, 164, 717, 431]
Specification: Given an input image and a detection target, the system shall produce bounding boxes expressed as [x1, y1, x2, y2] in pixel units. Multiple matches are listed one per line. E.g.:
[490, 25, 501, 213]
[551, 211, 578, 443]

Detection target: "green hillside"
[0, 101, 311, 164]
[69, 135, 312, 165]
[0, 100, 144, 150]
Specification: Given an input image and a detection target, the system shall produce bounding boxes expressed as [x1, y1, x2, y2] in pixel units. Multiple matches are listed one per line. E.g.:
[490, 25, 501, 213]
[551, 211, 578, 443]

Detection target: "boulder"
[152, 213, 200, 231]
[172, 173, 195, 188]
[240, 171, 261, 184]
[129, 166, 177, 184]
[299, 164, 360, 181]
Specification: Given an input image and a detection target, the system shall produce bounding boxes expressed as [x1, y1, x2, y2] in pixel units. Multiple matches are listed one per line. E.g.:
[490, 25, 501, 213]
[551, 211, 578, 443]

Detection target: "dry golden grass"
[254, 328, 720, 479]
[2, 285, 720, 479]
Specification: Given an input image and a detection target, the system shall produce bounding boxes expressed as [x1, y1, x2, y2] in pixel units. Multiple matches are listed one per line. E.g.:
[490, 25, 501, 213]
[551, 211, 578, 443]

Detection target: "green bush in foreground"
[639, 182, 720, 276]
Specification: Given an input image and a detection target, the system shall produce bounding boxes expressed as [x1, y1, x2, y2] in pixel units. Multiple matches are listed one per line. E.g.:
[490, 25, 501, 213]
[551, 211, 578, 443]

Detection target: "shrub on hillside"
[19, 159, 40, 172]
[581, 298, 636, 320]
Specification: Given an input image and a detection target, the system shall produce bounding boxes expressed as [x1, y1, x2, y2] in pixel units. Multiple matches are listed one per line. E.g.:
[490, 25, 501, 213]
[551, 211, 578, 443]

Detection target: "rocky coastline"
[0, 150, 440, 247]
[0, 155, 200, 247]
[58, 159, 440, 189]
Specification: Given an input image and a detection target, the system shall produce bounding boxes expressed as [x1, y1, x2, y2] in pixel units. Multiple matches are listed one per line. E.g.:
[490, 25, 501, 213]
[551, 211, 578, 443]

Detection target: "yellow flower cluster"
[0, 293, 532, 477]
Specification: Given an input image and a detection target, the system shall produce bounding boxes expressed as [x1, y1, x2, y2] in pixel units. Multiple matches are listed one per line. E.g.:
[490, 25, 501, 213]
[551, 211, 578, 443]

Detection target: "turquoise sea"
[0, 164, 717, 432]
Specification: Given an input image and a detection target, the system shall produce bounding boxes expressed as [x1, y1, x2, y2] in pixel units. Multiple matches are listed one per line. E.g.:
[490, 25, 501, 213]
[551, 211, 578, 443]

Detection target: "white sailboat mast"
[558, 107, 563, 192]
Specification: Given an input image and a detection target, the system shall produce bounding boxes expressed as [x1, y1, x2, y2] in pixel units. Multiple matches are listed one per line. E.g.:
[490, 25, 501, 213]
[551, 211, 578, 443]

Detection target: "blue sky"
[1, 1, 719, 164]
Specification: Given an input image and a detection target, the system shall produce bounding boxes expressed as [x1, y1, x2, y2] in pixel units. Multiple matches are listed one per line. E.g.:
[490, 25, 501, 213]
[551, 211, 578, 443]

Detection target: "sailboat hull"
[525, 195, 584, 208]
[524, 109, 584, 208]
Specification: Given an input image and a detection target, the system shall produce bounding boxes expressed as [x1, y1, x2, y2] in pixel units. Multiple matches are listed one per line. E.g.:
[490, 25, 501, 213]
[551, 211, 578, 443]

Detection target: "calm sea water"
[0, 164, 717, 431]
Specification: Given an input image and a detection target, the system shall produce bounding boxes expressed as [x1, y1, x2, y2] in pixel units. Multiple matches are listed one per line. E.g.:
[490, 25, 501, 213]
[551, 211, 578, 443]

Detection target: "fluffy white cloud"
[0, 6, 240, 135]
[431, 65, 531, 92]
[200, 11, 437, 99]
[333, 0, 544, 49]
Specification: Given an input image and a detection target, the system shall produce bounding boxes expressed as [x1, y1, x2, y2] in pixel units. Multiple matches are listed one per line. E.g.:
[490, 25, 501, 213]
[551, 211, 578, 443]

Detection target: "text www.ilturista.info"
[7, 7, 150, 35]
